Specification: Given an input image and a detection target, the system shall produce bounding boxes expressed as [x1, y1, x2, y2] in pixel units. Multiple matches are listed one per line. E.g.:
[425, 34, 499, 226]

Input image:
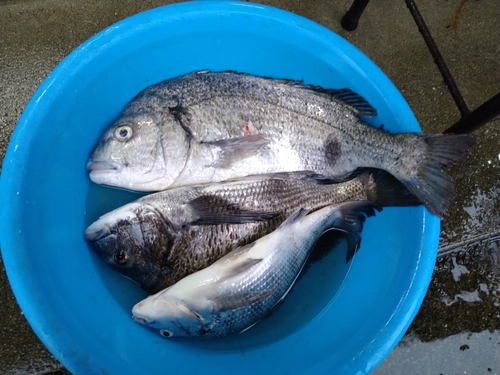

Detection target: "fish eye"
[114, 125, 133, 142]
[113, 250, 129, 265]
[160, 329, 174, 338]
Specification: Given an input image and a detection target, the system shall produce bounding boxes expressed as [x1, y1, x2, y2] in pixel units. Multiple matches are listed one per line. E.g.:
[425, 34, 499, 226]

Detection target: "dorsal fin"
[305, 86, 377, 117]
[215, 71, 377, 117]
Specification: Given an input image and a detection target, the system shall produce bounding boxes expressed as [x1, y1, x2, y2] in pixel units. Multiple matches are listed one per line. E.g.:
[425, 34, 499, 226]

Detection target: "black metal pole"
[444, 92, 500, 134]
[341, 0, 371, 31]
[404, 0, 470, 117]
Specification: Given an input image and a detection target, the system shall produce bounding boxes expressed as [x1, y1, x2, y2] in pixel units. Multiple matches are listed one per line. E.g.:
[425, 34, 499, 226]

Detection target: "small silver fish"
[84, 170, 415, 294]
[86, 70, 476, 217]
[132, 201, 380, 338]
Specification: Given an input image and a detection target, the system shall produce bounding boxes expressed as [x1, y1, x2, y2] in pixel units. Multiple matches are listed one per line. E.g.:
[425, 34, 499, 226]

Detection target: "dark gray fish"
[132, 201, 380, 338]
[86, 70, 475, 217]
[84, 170, 417, 294]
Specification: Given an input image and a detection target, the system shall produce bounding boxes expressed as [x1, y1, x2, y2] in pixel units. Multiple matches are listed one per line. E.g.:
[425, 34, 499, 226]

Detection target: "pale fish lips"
[86, 160, 123, 174]
[132, 315, 155, 325]
[84, 221, 112, 243]
[86, 160, 125, 185]
[86, 159, 168, 191]
[132, 301, 156, 325]
[84, 203, 143, 243]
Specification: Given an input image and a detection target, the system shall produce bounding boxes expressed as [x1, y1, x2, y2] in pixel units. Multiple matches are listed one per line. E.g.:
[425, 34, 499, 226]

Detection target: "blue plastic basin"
[0, 2, 439, 374]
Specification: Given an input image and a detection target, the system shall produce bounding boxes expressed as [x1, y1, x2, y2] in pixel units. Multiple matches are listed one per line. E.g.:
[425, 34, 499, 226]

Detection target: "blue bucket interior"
[0, 2, 439, 374]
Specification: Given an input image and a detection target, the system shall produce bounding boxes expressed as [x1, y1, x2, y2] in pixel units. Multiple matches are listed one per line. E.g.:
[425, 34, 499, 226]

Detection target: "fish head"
[84, 202, 178, 293]
[86, 105, 190, 191]
[132, 295, 209, 338]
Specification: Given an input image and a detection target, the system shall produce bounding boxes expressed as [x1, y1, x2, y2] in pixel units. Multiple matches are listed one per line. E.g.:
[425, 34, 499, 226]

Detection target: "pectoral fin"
[210, 287, 278, 312]
[218, 256, 262, 282]
[188, 195, 278, 225]
[219, 242, 256, 263]
[203, 135, 270, 168]
[278, 208, 309, 227]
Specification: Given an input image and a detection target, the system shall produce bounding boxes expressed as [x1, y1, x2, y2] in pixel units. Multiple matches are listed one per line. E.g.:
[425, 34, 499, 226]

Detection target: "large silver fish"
[131, 201, 380, 338]
[86, 71, 475, 217]
[84, 170, 416, 294]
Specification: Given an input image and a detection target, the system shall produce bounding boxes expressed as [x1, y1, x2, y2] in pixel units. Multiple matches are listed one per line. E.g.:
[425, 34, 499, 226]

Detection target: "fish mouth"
[86, 160, 123, 174]
[84, 222, 111, 243]
[132, 315, 155, 325]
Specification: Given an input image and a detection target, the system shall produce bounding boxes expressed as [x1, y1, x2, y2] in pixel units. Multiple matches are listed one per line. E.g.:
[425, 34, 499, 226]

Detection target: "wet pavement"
[0, 0, 499, 373]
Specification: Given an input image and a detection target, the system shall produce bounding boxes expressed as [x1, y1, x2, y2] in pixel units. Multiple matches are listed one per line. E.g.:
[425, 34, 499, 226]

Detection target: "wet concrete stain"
[409, 234, 500, 342]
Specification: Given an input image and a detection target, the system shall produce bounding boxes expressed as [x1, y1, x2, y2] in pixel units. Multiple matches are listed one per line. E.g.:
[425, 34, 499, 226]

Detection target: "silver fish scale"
[133, 71, 373, 177]
[89, 71, 476, 217]
[207, 238, 306, 336]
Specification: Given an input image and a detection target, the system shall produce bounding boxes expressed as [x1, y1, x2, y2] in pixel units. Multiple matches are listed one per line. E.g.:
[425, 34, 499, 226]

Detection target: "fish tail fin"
[358, 169, 421, 207]
[397, 133, 476, 218]
[326, 201, 381, 262]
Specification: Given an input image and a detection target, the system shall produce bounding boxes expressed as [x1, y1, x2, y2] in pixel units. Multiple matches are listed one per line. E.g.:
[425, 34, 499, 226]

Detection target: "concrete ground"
[0, 0, 499, 374]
